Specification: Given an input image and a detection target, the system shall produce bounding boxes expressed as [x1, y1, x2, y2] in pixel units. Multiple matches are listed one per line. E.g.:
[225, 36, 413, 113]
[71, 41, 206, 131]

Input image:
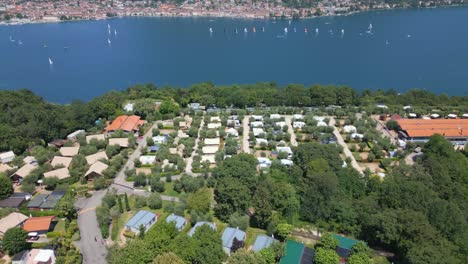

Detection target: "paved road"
[75, 190, 108, 264]
[284, 115, 298, 147]
[330, 117, 363, 175]
[242, 115, 250, 153]
[185, 118, 204, 175]
[114, 123, 157, 187]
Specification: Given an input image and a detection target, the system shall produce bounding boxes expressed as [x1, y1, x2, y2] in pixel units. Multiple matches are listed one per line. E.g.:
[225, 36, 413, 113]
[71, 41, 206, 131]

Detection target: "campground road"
[75, 190, 108, 264]
[242, 115, 250, 153]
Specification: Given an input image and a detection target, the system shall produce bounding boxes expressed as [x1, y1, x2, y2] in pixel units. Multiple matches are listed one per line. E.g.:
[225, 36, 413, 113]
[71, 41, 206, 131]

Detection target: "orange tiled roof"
[398, 119, 468, 138]
[23, 216, 54, 232]
[105, 115, 143, 132]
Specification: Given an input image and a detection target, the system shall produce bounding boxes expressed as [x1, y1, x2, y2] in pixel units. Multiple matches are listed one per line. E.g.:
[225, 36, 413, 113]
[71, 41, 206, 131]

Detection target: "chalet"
[252, 115, 263, 121]
[10, 163, 38, 183]
[0, 151, 15, 163]
[250, 121, 264, 128]
[125, 210, 158, 234]
[343, 125, 357, 133]
[276, 146, 293, 159]
[276, 121, 287, 128]
[317, 121, 328, 127]
[84, 161, 108, 180]
[12, 249, 56, 264]
[108, 138, 129, 148]
[59, 146, 80, 157]
[0, 212, 28, 236]
[0, 163, 12, 174]
[270, 114, 281, 120]
[27, 191, 65, 211]
[153, 135, 168, 144]
[293, 114, 304, 120]
[221, 227, 246, 255]
[227, 119, 241, 127]
[86, 134, 106, 144]
[139, 156, 156, 165]
[51, 156, 72, 168]
[253, 235, 277, 252]
[257, 157, 272, 169]
[188, 221, 216, 237]
[202, 146, 219, 155]
[165, 214, 187, 231]
[0, 193, 31, 209]
[293, 121, 306, 129]
[279, 240, 314, 264]
[210, 116, 221, 122]
[226, 128, 239, 138]
[207, 123, 222, 129]
[253, 128, 265, 137]
[201, 155, 216, 164]
[43, 168, 70, 181]
[85, 151, 108, 165]
[333, 234, 361, 261]
[67, 130, 85, 141]
[256, 138, 268, 146]
[48, 139, 66, 148]
[280, 159, 294, 166]
[204, 138, 220, 146]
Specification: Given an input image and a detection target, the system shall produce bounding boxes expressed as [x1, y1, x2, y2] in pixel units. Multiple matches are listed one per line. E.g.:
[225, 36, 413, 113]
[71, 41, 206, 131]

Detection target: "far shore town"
[0, 0, 463, 24]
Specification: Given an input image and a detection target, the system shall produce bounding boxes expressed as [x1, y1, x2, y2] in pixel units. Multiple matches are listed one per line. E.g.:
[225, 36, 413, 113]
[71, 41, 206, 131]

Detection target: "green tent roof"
[280, 240, 304, 264]
[333, 234, 359, 250]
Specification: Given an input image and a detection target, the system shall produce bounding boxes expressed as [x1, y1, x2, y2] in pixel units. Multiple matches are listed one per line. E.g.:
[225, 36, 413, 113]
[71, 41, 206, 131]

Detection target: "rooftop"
[109, 138, 129, 147]
[165, 214, 186, 230]
[106, 115, 144, 132]
[85, 151, 108, 165]
[125, 210, 157, 230]
[23, 216, 54, 232]
[51, 156, 72, 168]
[188, 221, 216, 237]
[0, 212, 28, 234]
[86, 134, 105, 143]
[397, 118, 468, 138]
[43, 168, 70, 180]
[59, 146, 80, 157]
[253, 235, 277, 252]
[221, 227, 246, 249]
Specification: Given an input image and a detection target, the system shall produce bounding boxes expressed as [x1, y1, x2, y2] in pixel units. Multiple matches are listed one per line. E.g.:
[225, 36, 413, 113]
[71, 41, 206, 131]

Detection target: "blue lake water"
[1, 7, 468, 103]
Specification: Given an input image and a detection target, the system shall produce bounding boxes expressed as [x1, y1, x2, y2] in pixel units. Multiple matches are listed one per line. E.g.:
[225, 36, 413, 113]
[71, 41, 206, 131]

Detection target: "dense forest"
[1, 82, 467, 154]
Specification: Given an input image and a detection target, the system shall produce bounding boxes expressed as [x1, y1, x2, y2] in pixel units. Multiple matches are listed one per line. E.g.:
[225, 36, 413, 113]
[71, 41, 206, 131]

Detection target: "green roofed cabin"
[333, 234, 361, 261]
[280, 240, 314, 264]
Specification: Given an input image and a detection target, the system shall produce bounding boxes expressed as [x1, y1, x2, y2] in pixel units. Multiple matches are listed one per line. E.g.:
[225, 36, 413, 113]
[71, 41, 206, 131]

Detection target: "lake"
[1, 6, 468, 103]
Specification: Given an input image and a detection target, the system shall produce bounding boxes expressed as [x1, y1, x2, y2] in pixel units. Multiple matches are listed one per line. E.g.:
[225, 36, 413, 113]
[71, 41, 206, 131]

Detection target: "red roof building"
[105, 115, 144, 133]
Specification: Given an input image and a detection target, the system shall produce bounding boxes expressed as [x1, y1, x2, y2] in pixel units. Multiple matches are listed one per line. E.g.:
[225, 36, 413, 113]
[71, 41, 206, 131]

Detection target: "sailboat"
[114, 29, 117, 36]
[386, 40, 389, 45]
[235, 28, 238, 34]
[48, 58, 53, 65]
[252, 27, 256, 33]
[108, 28, 111, 35]
[244, 27, 248, 33]
[304, 27, 308, 33]
[108, 24, 110, 30]
[261, 27, 265, 32]
[9, 35, 14, 42]
[209, 27, 213, 33]
[108, 38, 111, 44]
[341, 29, 344, 35]
[368, 23, 373, 30]
[18, 40, 23, 45]
[315, 28, 319, 34]
[284, 27, 288, 33]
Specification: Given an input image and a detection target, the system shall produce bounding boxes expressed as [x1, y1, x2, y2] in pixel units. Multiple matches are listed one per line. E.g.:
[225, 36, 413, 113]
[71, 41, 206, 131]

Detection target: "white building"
[139, 156, 156, 165]
[270, 114, 281, 120]
[226, 128, 239, 138]
[0, 151, 15, 164]
[252, 115, 263, 121]
[256, 138, 268, 146]
[250, 121, 264, 128]
[343, 125, 357, 133]
[67, 130, 85, 141]
[280, 159, 293, 166]
[124, 103, 134, 112]
[294, 114, 304, 120]
[350, 133, 364, 140]
[153, 135, 168, 144]
[276, 146, 293, 159]
[207, 123, 222, 129]
[293, 121, 306, 129]
[317, 121, 328, 127]
[257, 157, 272, 168]
[253, 128, 265, 137]
[276, 121, 287, 128]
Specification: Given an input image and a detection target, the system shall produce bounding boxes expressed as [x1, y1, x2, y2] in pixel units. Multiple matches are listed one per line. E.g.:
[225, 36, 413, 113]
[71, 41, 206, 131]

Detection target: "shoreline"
[0, 4, 466, 26]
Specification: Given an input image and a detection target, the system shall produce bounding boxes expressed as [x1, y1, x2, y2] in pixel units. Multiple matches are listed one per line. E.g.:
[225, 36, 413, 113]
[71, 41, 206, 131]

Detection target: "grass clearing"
[245, 227, 266, 247]
[163, 182, 180, 197]
[53, 219, 66, 234]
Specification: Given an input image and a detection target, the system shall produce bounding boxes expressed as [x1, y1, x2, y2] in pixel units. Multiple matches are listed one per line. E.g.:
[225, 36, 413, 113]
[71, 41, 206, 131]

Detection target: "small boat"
[368, 23, 373, 30]
[9, 35, 14, 42]
[304, 27, 308, 33]
[386, 40, 389, 45]
[108, 28, 111, 35]
[288, 20, 292, 25]
[43, 44, 48, 48]
[252, 27, 256, 33]
[284, 27, 288, 33]
[341, 29, 344, 34]
[48, 58, 53, 65]
[315, 28, 319, 34]
[114, 29, 117, 35]
[18, 40, 23, 45]
[108, 24, 110, 30]
[235, 28, 238, 34]
[293, 27, 297, 33]
[407, 34, 411, 38]
[209, 27, 213, 33]
[244, 27, 248, 33]
[108, 38, 111, 44]
[261, 27, 265, 32]
[276, 35, 285, 38]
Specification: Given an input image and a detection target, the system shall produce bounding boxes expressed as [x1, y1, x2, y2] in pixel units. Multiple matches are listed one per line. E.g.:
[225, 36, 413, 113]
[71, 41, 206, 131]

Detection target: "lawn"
[162, 182, 181, 197]
[245, 227, 266, 247]
[53, 219, 66, 234]
[111, 212, 130, 241]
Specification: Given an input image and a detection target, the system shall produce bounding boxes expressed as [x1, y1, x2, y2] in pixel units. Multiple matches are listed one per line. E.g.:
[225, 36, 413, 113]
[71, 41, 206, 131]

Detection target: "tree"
[276, 223, 292, 241]
[227, 248, 264, 264]
[187, 188, 211, 214]
[124, 193, 130, 211]
[3, 227, 29, 255]
[231, 237, 245, 253]
[138, 224, 146, 239]
[350, 241, 371, 257]
[135, 196, 147, 209]
[214, 177, 251, 222]
[252, 180, 273, 229]
[148, 193, 162, 209]
[0, 173, 13, 199]
[316, 233, 339, 250]
[153, 252, 184, 264]
[314, 248, 339, 264]
[118, 196, 124, 214]
[348, 253, 372, 264]
[192, 225, 226, 264]
[228, 213, 250, 231]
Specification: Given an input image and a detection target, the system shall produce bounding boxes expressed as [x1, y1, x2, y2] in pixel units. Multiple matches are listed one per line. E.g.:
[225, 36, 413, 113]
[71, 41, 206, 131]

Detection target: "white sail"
[209, 27, 213, 33]
[114, 29, 117, 35]
[284, 27, 288, 33]
[49, 58, 53, 65]
[108, 38, 111, 44]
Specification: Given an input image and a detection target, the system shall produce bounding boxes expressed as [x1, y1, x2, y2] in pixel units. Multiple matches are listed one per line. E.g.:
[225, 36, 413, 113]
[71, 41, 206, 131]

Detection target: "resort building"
[165, 214, 187, 231]
[221, 227, 246, 255]
[105, 115, 144, 133]
[125, 210, 158, 234]
[397, 118, 468, 144]
[188, 221, 216, 237]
